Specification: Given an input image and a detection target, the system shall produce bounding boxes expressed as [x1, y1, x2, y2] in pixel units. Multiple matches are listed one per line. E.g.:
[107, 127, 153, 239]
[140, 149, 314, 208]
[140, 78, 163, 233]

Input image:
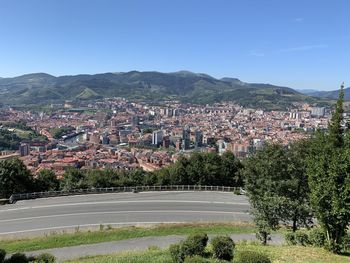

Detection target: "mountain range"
[299, 87, 350, 100]
[0, 71, 332, 110]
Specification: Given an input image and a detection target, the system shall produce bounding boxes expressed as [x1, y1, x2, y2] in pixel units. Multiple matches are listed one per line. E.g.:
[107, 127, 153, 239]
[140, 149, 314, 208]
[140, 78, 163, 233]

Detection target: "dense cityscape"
[0, 99, 330, 176]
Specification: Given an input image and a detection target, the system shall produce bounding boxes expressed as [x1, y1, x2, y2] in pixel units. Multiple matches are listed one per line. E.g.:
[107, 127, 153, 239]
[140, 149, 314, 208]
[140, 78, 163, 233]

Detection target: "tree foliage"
[0, 158, 35, 198]
[243, 141, 311, 244]
[285, 140, 313, 231]
[35, 169, 60, 192]
[307, 84, 350, 252]
[153, 152, 243, 187]
[0, 129, 22, 151]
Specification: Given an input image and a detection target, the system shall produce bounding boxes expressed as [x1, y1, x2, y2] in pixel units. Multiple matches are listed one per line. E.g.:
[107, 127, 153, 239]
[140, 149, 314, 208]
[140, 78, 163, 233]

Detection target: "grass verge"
[0, 222, 255, 253]
[65, 243, 350, 263]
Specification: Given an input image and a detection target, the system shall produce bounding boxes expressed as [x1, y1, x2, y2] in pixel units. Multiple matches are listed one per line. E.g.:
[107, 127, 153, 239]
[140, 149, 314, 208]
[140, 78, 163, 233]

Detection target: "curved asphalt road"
[0, 191, 251, 238]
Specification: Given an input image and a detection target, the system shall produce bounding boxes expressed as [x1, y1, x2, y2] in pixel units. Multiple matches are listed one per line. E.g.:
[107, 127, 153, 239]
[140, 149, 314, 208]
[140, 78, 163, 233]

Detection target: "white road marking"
[0, 200, 248, 212]
[0, 210, 249, 223]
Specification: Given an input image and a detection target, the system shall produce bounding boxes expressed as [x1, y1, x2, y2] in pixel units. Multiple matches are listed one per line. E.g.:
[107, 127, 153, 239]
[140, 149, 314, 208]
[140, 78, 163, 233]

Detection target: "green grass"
[0, 222, 255, 253]
[65, 244, 350, 263]
[66, 249, 172, 263]
[238, 243, 350, 263]
[13, 129, 32, 137]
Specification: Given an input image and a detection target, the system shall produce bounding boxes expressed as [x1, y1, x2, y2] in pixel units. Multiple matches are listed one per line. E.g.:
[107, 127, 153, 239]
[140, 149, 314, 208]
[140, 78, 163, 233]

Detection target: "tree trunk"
[292, 214, 298, 232]
[262, 231, 267, 245]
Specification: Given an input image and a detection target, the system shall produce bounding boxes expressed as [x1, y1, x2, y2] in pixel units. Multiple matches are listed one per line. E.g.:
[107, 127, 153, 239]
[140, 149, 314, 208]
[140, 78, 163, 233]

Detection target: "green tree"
[60, 167, 87, 190]
[152, 167, 172, 185]
[307, 84, 350, 252]
[168, 156, 191, 185]
[35, 169, 60, 191]
[243, 142, 311, 244]
[0, 158, 35, 198]
[328, 84, 344, 148]
[202, 153, 222, 185]
[243, 144, 287, 244]
[0, 129, 22, 151]
[128, 169, 147, 185]
[220, 151, 243, 186]
[117, 169, 146, 186]
[285, 140, 312, 231]
[85, 169, 119, 188]
[159, 152, 242, 186]
[186, 153, 205, 185]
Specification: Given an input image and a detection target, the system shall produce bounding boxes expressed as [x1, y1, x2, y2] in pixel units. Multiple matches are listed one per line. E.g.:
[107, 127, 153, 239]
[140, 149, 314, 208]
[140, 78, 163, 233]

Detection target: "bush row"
[169, 234, 270, 263]
[285, 228, 350, 251]
[0, 250, 55, 263]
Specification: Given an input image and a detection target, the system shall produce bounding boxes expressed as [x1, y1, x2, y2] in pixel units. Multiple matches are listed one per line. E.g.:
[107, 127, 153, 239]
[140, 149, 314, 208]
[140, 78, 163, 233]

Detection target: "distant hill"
[0, 71, 331, 110]
[296, 89, 321, 95]
[305, 88, 350, 100]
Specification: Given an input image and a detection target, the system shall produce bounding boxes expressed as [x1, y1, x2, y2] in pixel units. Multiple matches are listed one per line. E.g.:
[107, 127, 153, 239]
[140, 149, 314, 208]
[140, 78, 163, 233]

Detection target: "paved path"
[24, 233, 283, 262]
[0, 191, 251, 238]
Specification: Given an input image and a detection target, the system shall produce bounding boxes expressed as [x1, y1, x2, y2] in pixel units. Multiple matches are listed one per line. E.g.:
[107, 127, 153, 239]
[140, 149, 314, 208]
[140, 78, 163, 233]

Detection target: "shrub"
[324, 241, 342, 254]
[183, 255, 208, 263]
[0, 249, 6, 263]
[308, 228, 326, 247]
[295, 231, 309, 246]
[169, 243, 185, 263]
[233, 188, 241, 195]
[284, 232, 296, 245]
[170, 234, 209, 263]
[210, 235, 235, 261]
[340, 233, 350, 251]
[234, 250, 271, 263]
[182, 234, 208, 257]
[27, 255, 38, 262]
[5, 253, 28, 263]
[37, 253, 56, 263]
[286, 229, 326, 248]
[147, 246, 160, 251]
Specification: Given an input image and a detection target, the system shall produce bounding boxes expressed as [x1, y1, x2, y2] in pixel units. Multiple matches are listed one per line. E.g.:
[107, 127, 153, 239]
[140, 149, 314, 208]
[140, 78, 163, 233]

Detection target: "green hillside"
[0, 71, 331, 110]
[307, 87, 350, 100]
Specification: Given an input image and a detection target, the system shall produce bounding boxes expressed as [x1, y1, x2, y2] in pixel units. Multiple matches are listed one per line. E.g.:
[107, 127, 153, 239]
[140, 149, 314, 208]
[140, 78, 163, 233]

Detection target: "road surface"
[0, 191, 251, 238]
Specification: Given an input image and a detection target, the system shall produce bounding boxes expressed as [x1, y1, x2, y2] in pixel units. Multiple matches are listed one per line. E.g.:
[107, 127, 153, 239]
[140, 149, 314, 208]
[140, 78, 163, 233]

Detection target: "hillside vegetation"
[0, 71, 330, 110]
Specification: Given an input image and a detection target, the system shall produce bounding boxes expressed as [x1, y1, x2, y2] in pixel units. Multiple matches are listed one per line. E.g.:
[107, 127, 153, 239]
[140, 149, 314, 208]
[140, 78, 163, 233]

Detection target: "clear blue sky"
[0, 0, 349, 90]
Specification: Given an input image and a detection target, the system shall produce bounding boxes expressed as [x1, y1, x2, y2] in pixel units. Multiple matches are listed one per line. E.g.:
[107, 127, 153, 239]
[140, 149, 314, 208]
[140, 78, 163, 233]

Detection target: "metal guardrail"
[9, 185, 244, 203]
